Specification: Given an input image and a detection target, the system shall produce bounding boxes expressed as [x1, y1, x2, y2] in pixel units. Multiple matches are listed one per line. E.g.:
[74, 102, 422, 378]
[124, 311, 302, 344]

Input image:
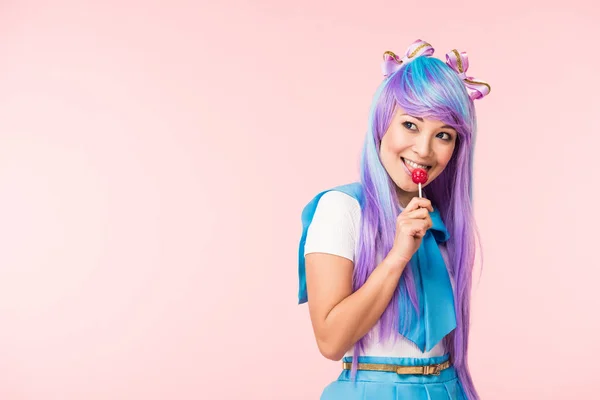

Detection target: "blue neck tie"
[398, 208, 457, 352]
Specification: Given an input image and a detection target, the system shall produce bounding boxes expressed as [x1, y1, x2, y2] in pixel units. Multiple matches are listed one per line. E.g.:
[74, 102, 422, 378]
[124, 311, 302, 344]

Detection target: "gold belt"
[342, 360, 451, 376]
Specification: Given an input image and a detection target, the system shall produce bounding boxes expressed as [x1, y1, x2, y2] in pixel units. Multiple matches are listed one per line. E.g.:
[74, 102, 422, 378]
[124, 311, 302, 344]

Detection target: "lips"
[401, 157, 432, 173]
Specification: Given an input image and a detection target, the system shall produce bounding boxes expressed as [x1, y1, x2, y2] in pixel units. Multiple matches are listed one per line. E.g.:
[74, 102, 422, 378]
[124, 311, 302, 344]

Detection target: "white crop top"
[304, 190, 450, 358]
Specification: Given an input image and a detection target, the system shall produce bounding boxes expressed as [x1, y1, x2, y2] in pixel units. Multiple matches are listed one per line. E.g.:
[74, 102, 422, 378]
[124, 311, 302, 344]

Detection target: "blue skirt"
[320, 354, 466, 400]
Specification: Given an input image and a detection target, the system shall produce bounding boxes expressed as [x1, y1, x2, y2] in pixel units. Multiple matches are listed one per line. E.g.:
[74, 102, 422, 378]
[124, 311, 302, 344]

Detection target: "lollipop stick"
[418, 183, 422, 198]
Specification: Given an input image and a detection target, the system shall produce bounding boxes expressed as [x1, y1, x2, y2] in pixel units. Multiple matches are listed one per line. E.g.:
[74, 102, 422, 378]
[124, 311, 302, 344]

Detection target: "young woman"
[297, 40, 490, 399]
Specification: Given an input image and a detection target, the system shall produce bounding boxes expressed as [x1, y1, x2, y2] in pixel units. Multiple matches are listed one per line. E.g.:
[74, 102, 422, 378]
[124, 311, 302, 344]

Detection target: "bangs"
[386, 56, 474, 136]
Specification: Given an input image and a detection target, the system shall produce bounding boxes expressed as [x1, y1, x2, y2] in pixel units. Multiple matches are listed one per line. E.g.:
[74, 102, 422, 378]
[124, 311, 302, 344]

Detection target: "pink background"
[1, 1, 599, 399]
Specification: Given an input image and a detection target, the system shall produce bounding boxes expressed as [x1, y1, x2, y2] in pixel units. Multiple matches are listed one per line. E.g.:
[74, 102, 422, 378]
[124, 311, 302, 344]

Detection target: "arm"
[305, 252, 407, 361]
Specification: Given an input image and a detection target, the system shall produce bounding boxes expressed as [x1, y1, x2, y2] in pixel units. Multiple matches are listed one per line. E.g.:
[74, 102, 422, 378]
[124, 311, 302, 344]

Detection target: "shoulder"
[316, 190, 361, 214]
[310, 190, 361, 236]
[300, 182, 364, 235]
[312, 189, 362, 228]
[305, 190, 361, 261]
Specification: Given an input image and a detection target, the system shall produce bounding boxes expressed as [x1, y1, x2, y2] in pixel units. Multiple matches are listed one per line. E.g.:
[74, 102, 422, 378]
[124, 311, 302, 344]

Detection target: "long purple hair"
[352, 55, 481, 399]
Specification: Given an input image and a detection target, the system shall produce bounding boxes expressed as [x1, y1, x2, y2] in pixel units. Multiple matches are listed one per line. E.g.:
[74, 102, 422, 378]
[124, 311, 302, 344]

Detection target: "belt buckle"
[423, 364, 441, 376]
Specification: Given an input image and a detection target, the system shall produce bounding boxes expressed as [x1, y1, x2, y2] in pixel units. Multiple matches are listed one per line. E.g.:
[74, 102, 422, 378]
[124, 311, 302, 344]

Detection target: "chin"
[391, 173, 419, 193]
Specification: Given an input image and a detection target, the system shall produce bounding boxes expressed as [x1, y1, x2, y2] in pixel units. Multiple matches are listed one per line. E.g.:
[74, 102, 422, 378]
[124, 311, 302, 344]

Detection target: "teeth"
[404, 158, 429, 169]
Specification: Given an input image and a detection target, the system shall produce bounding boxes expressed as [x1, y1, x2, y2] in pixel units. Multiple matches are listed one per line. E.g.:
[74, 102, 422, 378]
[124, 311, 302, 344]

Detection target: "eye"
[437, 132, 453, 141]
[402, 121, 417, 131]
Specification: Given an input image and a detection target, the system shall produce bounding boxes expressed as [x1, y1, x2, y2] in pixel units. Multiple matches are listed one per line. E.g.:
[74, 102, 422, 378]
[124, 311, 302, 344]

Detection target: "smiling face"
[379, 107, 458, 207]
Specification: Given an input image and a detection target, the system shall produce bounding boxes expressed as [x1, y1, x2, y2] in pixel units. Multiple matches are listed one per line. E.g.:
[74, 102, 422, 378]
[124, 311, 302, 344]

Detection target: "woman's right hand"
[388, 197, 434, 265]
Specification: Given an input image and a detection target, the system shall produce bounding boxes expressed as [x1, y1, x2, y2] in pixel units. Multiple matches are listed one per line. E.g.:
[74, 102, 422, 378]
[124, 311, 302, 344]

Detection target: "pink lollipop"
[411, 168, 428, 198]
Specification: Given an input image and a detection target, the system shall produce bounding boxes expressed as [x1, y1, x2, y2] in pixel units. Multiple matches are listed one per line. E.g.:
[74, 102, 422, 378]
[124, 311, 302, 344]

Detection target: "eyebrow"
[400, 114, 456, 131]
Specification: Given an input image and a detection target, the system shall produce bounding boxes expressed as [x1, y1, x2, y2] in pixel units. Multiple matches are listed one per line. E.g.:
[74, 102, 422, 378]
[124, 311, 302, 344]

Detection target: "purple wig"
[352, 55, 481, 399]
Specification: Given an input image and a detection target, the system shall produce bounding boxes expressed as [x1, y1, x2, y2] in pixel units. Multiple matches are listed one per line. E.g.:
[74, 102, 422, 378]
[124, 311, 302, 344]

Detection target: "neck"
[396, 188, 420, 209]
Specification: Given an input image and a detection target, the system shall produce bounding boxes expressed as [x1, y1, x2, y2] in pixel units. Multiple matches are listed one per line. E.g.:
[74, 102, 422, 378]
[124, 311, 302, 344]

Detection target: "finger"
[420, 218, 431, 233]
[412, 227, 426, 239]
[403, 197, 433, 213]
[401, 219, 431, 238]
[400, 207, 430, 220]
[414, 230, 426, 239]
[415, 219, 432, 237]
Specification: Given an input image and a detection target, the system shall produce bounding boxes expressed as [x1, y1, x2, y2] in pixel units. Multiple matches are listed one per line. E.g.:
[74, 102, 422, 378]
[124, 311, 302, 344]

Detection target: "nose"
[412, 135, 433, 159]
